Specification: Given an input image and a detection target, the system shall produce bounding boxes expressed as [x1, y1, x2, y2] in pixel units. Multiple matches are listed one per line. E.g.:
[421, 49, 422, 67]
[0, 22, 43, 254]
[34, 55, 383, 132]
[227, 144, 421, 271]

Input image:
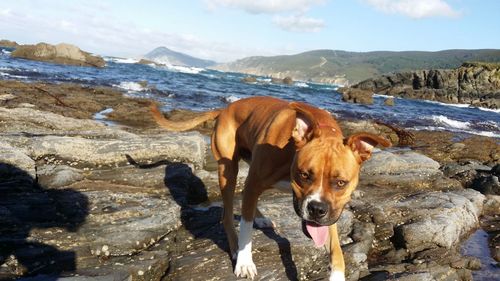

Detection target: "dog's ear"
[289, 102, 321, 148]
[346, 133, 391, 162]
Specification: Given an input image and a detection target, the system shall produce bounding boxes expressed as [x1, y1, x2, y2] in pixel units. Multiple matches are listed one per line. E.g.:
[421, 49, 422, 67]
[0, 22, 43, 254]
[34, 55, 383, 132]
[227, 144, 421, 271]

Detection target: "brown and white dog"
[151, 96, 390, 280]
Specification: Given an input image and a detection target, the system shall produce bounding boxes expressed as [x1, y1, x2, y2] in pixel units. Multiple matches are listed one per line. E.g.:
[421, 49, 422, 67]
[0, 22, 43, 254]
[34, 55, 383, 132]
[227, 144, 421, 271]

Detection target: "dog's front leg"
[234, 217, 257, 279]
[234, 185, 262, 279]
[328, 223, 345, 281]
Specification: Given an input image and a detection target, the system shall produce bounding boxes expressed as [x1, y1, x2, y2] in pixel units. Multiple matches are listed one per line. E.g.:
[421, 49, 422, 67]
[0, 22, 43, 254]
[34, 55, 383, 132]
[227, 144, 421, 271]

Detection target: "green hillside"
[213, 49, 500, 84]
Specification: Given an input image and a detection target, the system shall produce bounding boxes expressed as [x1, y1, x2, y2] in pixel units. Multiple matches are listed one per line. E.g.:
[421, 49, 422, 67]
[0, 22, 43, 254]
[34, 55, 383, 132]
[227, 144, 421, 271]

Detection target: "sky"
[0, 0, 499, 62]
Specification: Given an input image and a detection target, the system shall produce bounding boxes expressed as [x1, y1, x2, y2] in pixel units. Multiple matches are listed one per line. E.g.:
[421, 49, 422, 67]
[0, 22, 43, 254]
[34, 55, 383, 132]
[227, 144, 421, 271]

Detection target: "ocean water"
[1, 47, 499, 138]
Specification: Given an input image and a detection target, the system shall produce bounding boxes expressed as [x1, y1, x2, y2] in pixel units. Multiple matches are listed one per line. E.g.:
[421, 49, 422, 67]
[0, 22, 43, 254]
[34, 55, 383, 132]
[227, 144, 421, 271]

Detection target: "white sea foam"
[477, 107, 500, 114]
[104, 57, 139, 64]
[478, 120, 500, 130]
[427, 115, 471, 129]
[412, 125, 500, 138]
[374, 94, 394, 98]
[1, 49, 11, 55]
[0, 71, 28, 79]
[115, 58, 139, 64]
[114, 81, 145, 92]
[157, 64, 204, 74]
[222, 95, 241, 103]
[295, 82, 309, 88]
[420, 99, 500, 113]
[257, 78, 271, 83]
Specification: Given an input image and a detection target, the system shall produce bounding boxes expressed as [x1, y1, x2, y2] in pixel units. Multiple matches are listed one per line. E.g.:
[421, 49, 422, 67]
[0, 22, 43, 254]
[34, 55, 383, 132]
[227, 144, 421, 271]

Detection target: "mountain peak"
[144, 47, 216, 68]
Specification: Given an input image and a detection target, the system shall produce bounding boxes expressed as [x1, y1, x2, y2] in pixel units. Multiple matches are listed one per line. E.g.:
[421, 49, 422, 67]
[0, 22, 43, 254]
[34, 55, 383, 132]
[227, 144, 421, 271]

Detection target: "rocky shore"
[1, 80, 499, 280]
[350, 62, 500, 110]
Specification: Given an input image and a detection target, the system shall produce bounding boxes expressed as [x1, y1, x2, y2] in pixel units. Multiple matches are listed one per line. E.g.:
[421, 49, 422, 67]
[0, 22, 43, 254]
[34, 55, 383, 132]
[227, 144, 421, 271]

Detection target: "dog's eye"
[298, 171, 310, 181]
[335, 179, 348, 189]
[299, 172, 309, 179]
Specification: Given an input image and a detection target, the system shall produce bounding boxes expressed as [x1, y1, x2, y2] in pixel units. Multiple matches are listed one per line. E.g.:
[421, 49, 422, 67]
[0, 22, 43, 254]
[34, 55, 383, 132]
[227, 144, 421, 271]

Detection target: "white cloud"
[363, 0, 461, 19]
[0, 1, 280, 62]
[204, 0, 325, 14]
[273, 14, 325, 32]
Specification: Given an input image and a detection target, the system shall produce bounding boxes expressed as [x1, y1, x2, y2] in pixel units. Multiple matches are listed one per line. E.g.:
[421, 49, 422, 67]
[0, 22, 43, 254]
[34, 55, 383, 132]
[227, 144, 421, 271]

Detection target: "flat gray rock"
[360, 149, 442, 187]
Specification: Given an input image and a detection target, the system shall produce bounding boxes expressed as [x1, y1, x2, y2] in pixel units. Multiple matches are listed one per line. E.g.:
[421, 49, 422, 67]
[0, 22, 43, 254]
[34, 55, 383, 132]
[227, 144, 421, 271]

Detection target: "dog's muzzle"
[293, 192, 342, 226]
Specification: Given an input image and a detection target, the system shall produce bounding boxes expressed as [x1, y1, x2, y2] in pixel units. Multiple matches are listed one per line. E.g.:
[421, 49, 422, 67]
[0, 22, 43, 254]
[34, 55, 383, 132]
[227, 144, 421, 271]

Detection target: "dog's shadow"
[0, 162, 88, 280]
[127, 155, 298, 280]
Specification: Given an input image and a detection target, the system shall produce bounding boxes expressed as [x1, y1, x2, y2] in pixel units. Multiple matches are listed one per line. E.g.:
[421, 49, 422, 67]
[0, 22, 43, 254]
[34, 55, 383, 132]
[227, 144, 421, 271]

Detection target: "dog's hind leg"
[211, 122, 239, 259]
[218, 158, 239, 258]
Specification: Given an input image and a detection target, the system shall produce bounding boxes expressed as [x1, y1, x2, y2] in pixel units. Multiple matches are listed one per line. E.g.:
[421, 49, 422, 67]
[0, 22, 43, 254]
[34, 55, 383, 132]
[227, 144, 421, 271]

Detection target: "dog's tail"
[150, 103, 222, 132]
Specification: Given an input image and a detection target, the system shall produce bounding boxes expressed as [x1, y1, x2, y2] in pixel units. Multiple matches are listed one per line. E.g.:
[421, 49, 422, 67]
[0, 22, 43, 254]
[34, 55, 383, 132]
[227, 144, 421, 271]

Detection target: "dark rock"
[282, 76, 294, 85]
[470, 175, 500, 195]
[339, 120, 401, 146]
[241, 76, 257, 83]
[11, 43, 105, 68]
[384, 97, 395, 106]
[137, 58, 156, 65]
[341, 88, 374, 104]
[352, 62, 500, 110]
[0, 39, 19, 48]
[492, 164, 500, 177]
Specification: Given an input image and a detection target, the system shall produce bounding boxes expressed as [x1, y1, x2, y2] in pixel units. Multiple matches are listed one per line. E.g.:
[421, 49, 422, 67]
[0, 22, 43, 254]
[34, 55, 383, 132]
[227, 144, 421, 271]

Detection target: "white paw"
[254, 217, 275, 229]
[329, 270, 345, 281]
[234, 252, 257, 279]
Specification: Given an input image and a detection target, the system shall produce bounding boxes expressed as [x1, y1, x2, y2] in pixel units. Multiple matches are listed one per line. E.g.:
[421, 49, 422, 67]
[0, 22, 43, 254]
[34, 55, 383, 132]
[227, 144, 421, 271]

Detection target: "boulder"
[384, 97, 395, 106]
[241, 76, 257, 83]
[0, 39, 18, 48]
[360, 149, 443, 188]
[137, 58, 157, 65]
[482, 195, 500, 215]
[471, 175, 500, 195]
[282, 76, 294, 85]
[11, 43, 105, 67]
[269, 76, 294, 85]
[393, 190, 484, 253]
[339, 119, 400, 145]
[340, 88, 374, 104]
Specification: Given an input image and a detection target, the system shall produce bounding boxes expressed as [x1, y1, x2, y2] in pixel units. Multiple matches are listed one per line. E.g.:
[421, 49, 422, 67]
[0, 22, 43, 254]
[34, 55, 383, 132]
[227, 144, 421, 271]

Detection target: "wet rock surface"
[1, 81, 498, 280]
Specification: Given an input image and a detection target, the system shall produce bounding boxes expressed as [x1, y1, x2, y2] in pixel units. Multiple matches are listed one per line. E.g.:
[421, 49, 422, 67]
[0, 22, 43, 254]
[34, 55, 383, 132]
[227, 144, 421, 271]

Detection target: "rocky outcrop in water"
[351, 62, 500, 109]
[11, 43, 105, 67]
[0, 39, 18, 48]
[338, 87, 374, 104]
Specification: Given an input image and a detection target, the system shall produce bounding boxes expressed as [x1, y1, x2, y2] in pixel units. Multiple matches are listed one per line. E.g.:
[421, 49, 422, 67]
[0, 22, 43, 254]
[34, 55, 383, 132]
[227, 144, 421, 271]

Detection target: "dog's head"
[286, 102, 391, 227]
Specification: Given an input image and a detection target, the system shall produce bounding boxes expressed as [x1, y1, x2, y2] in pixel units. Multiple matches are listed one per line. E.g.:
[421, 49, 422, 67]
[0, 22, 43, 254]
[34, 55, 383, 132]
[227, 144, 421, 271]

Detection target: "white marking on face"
[302, 165, 325, 220]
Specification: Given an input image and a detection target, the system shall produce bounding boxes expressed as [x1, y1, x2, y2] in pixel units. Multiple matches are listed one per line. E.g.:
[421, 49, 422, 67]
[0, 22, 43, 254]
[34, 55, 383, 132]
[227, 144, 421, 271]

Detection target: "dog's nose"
[307, 201, 328, 219]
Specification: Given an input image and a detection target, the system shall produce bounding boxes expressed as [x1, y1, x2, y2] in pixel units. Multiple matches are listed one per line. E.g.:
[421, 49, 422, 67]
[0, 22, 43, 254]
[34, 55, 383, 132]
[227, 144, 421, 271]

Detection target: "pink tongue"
[306, 222, 329, 247]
